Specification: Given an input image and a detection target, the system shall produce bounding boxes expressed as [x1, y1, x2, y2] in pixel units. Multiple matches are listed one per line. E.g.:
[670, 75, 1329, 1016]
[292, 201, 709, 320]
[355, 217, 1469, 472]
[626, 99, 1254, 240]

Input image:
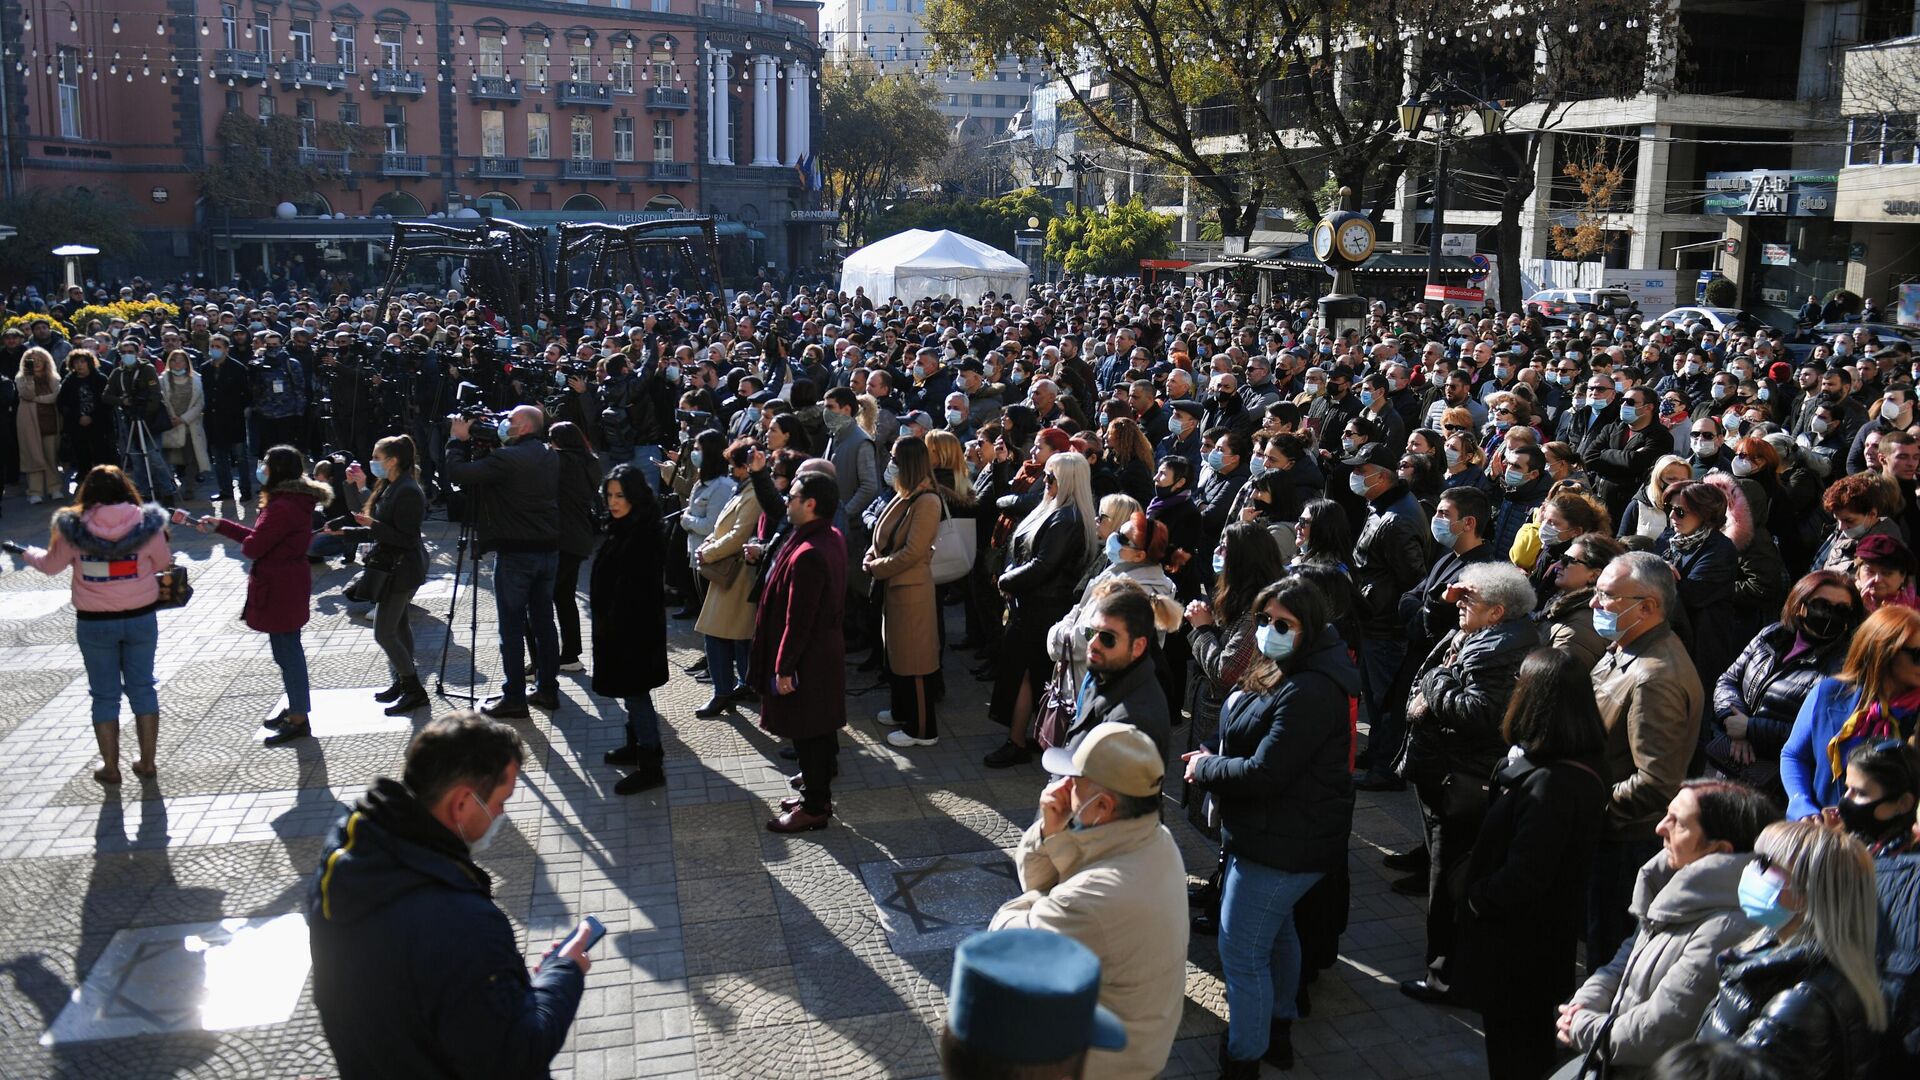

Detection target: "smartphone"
[567, 915, 606, 954]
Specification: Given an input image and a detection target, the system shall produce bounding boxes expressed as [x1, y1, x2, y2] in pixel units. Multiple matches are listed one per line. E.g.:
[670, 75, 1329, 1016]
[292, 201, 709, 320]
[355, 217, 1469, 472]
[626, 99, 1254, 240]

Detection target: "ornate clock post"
[1314, 186, 1375, 340]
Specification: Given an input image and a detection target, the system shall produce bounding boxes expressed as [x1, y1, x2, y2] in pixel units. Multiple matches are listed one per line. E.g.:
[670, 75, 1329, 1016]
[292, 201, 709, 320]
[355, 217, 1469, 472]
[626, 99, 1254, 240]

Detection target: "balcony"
[380, 152, 428, 176]
[558, 81, 614, 107]
[372, 68, 425, 96]
[285, 60, 348, 90]
[562, 159, 615, 180]
[470, 74, 520, 102]
[700, 3, 807, 35]
[646, 87, 691, 111]
[298, 147, 349, 171]
[649, 160, 692, 181]
[475, 157, 524, 178]
[211, 48, 267, 81]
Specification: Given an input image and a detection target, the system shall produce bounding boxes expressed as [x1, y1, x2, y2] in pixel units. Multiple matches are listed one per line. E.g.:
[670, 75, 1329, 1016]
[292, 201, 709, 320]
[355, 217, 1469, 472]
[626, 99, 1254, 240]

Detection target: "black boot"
[614, 746, 666, 795]
[373, 679, 406, 704]
[605, 721, 644, 766]
[1217, 1033, 1260, 1080]
[1264, 1019, 1294, 1069]
[383, 677, 430, 716]
[1188, 853, 1225, 908]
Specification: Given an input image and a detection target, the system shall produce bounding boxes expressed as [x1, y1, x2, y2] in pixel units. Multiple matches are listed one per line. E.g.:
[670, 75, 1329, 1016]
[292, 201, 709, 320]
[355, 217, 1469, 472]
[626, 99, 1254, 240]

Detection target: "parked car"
[1525, 288, 1634, 322]
[1640, 306, 1765, 335]
[1781, 320, 1920, 364]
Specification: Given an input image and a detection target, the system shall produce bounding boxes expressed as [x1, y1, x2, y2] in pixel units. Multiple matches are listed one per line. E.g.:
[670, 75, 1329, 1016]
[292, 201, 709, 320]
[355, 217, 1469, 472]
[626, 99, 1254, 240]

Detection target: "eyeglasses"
[1078, 626, 1120, 648]
[1043, 473, 1058, 485]
[1253, 612, 1294, 630]
[1494, 407, 1515, 418]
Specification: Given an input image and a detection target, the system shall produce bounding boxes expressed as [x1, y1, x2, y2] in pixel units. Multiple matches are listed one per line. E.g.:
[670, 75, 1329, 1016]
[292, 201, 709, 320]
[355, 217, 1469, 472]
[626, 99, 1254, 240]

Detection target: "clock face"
[1339, 220, 1373, 260]
[1313, 221, 1335, 261]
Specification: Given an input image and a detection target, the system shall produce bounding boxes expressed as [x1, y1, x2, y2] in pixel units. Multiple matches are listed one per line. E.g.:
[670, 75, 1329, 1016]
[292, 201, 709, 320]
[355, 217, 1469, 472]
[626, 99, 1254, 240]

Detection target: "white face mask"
[464, 790, 507, 853]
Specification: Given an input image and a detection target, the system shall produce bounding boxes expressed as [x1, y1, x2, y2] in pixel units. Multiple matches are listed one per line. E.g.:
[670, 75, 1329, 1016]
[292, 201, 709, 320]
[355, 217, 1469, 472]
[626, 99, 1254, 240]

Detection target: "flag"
[809, 156, 823, 192]
[794, 152, 810, 189]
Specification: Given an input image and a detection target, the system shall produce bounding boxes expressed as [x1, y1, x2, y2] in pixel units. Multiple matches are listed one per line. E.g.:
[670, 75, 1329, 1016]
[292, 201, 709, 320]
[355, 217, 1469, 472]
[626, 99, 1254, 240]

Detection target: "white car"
[1640, 306, 1755, 334]
[1525, 288, 1634, 321]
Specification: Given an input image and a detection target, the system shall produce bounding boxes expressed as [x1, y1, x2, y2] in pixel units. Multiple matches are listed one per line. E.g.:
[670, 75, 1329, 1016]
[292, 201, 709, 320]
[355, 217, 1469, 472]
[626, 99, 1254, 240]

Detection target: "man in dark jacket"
[1066, 588, 1171, 759]
[103, 339, 179, 505]
[447, 405, 563, 719]
[1349, 447, 1430, 785]
[199, 334, 254, 503]
[309, 712, 589, 1079]
[1583, 386, 1675, 524]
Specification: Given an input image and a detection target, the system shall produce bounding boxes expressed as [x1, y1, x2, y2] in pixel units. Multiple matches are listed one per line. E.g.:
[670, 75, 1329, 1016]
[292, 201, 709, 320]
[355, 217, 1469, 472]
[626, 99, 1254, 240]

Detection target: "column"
[1628, 121, 1668, 269]
[752, 55, 781, 166]
[785, 60, 810, 165]
[711, 50, 734, 165]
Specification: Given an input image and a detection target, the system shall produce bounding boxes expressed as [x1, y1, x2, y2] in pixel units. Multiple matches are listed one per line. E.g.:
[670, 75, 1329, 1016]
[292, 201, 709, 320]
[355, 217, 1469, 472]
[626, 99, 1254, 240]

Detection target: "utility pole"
[1426, 126, 1451, 317]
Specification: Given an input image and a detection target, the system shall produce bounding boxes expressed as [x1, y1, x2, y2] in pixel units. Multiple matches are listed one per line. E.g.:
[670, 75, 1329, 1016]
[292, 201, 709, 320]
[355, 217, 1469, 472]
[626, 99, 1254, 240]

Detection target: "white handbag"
[929, 494, 977, 585]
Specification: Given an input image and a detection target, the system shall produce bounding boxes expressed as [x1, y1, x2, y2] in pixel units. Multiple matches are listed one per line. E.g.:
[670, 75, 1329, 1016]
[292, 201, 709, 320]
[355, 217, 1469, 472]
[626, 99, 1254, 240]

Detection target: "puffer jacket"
[1402, 617, 1539, 786]
[1186, 629, 1361, 873]
[22, 502, 172, 615]
[1711, 623, 1847, 769]
[1352, 482, 1429, 637]
[1565, 852, 1759, 1075]
[1696, 937, 1880, 1080]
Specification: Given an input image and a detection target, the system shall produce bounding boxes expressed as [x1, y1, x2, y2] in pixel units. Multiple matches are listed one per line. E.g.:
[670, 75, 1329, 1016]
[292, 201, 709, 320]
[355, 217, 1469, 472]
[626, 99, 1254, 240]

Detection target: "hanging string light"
[111, 18, 121, 34]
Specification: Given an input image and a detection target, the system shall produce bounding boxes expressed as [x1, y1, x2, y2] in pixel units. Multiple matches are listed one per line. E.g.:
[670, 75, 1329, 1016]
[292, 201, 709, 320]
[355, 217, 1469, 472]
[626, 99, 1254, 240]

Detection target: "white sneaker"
[877, 709, 895, 725]
[887, 728, 938, 748]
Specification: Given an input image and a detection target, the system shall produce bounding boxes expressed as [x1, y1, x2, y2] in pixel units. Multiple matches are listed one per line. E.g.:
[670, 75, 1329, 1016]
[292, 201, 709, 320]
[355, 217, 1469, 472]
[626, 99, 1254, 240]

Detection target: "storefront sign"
[1761, 243, 1792, 266]
[1440, 233, 1476, 257]
[788, 209, 840, 222]
[1705, 170, 1837, 217]
[1885, 201, 1920, 216]
[1424, 284, 1484, 303]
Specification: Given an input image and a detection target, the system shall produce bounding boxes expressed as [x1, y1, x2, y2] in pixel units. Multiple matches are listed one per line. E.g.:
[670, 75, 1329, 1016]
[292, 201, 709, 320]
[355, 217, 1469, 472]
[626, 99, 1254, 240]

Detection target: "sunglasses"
[1078, 626, 1120, 648]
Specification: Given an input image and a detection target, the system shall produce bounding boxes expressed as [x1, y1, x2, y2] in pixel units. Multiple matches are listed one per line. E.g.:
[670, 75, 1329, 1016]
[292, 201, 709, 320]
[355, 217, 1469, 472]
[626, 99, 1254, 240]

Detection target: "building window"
[226, 90, 243, 111]
[571, 46, 591, 85]
[947, 93, 958, 107]
[571, 115, 593, 159]
[221, 4, 238, 50]
[528, 112, 550, 158]
[481, 110, 506, 157]
[296, 99, 317, 147]
[611, 0, 631, 7]
[994, 95, 1005, 108]
[653, 118, 673, 161]
[1888, 114, 1918, 165]
[384, 105, 407, 151]
[970, 93, 982, 107]
[253, 12, 272, 56]
[611, 52, 633, 92]
[479, 34, 505, 78]
[1851, 118, 1881, 167]
[55, 48, 82, 138]
[614, 116, 635, 160]
[524, 39, 549, 86]
[290, 19, 313, 63]
[378, 26, 402, 70]
[258, 92, 275, 120]
[651, 52, 673, 85]
[651, 0, 670, 11]
[339, 102, 359, 127]
[334, 24, 356, 71]
[885, 45, 897, 61]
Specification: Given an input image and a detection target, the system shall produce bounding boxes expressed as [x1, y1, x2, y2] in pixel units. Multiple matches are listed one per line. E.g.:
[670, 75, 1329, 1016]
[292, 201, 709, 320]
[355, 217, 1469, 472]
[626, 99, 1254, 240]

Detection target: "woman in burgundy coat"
[199, 444, 330, 746]
[750, 473, 847, 834]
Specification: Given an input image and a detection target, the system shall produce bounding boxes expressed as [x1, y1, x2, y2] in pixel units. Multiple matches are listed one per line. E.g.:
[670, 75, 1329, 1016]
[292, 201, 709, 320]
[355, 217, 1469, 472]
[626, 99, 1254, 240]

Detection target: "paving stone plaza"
[0, 504, 1488, 1079]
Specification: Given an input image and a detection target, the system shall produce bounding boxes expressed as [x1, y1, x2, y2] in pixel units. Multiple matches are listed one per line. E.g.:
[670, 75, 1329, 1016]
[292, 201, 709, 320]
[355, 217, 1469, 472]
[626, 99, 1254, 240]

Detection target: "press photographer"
[445, 404, 563, 720]
[102, 336, 179, 505]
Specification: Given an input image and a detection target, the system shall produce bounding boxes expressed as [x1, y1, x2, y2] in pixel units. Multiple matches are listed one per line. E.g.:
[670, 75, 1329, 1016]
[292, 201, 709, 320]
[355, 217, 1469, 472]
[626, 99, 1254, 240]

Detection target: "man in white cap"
[988, 722, 1188, 1080]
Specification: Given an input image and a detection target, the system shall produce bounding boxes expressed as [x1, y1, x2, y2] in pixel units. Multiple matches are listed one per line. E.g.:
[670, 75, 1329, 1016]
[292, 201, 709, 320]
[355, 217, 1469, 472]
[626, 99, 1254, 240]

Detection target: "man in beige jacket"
[989, 722, 1189, 1080]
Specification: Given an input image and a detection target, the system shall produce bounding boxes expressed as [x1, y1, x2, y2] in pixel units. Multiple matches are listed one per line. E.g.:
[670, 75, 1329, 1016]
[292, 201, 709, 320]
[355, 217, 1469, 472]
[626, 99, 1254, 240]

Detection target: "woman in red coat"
[199, 444, 330, 746]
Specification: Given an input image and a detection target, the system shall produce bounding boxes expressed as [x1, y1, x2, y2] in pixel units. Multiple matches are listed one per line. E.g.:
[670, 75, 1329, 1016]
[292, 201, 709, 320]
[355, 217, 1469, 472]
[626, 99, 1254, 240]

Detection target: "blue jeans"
[625, 695, 662, 749]
[494, 550, 560, 704]
[75, 612, 160, 725]
[269, 631, 310, 713]
[1218, 854, 1323, 1061]
[307, 533, 354, 559]
[703, 635, 751, 696]
[121, 418, 178, 500]
[630, 443, 664, 493]
[208, 438, 252, 499]
[1359, 636, 1407, 772]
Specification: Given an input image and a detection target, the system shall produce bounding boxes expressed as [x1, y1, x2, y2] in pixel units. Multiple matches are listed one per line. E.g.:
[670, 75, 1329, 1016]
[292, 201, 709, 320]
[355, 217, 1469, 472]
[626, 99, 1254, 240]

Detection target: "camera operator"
[624, 328, 682, 494]
[544, 342, 602, 449]
[595, 351, 640, 469]
[317, 331, 376, 461]
[446, 404, 564, 720]
[409, 336, 455, 501]
[102, 336, 179, 506]
[287, 326, 325, 455]
[250, 329, 309, 456]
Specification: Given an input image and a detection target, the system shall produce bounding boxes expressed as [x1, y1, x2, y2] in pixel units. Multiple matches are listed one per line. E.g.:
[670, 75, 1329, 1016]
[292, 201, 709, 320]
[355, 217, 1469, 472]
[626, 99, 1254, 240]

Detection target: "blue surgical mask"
[1348, 471, 1371, 496]
[208, 348, 225, 360]
[1592, 596, 1643, 641]
[1212, 550, 1226, 575]
[1504, 467, 1526, 487]
[664, 365, 682, 382]
[884, 462, 899, 488]
[1255, 623, 1296, 661]
[1445, 447, 1462, 467]
[496, 418, 512, 441]
[1430, 516, 1455, 547]
[1618, 404, 1640, 424]
[1538, 521, 1562, 547]
[946, 408, 965, 427]
[1206, 449, 1225, 471]
[120, 352, 138, 366]
[1249, 458, 1268, 478]
[1359, 389, 1375, 407]
[1105, 532, 1128, 565]
[255, 462, 268, 485]
[691, 449, 705, 469]
[1737, 861, 1794, 930]
[1009, 370, 1026, 385]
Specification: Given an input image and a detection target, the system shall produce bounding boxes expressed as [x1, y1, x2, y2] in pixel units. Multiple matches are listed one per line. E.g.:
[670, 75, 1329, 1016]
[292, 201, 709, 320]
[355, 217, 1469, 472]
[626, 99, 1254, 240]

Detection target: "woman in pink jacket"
[8, 465, 174, 785]
[198, 445, 331, 747]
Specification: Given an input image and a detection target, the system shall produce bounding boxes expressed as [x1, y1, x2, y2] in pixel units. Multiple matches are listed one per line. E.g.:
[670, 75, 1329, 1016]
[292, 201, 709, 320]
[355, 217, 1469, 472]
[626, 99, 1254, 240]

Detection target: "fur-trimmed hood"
[263, 476, 334, 503]
[1700, 471, 1754, 550]
[53, 502, 167, 558]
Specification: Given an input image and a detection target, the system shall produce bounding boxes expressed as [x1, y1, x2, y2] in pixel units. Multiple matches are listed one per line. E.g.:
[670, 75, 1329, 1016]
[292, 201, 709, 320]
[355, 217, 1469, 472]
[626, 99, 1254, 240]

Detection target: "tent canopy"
[839, 229, 1030, 306]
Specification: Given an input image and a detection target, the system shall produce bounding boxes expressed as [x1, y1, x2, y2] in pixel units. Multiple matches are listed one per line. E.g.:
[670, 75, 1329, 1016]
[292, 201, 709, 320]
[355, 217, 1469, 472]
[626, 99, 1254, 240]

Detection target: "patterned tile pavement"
[0, 496, 1491, 1079]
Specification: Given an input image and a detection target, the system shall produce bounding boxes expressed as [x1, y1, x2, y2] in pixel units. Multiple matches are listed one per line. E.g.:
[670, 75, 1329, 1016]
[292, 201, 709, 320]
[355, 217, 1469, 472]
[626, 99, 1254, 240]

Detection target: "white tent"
[839, 229, 1030, 305]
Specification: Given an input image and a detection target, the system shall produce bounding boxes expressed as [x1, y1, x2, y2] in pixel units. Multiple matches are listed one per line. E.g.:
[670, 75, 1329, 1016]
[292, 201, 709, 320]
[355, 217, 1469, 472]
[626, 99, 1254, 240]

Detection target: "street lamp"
[1401, 83, 1505, 312]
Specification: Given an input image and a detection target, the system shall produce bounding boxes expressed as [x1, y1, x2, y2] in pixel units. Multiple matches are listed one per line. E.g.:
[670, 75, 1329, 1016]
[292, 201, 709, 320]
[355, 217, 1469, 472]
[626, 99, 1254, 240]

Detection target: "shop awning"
[1260, 242, 1478, 276]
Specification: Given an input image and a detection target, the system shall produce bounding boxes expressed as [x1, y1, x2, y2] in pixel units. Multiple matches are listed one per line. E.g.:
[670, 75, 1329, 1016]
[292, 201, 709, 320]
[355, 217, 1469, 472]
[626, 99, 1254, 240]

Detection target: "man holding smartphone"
[308, 712, 594, 1077]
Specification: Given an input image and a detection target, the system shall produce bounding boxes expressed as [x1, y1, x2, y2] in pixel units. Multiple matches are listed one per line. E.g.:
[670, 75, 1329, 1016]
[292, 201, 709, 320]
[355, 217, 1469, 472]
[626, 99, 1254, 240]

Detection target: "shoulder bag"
[929, 492, 977, 585]
[1032, 663, 1077, 751]
[154, 565, 193, 609]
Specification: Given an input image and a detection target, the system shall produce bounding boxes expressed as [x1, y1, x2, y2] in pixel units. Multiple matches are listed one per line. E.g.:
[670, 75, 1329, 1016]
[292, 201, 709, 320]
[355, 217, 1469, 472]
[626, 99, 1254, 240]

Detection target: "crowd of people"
[4, 270, 1920, 1079]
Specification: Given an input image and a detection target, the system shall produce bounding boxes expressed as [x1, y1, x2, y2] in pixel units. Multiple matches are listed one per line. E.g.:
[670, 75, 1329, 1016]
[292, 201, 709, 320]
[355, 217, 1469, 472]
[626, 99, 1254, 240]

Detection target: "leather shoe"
[263, 720, 312, 747]
[982, 740, 1033, 768]
[1399, 977, 1464, 1006]
[694, 696, 732, 719]
[372, 681, 406, 704]
[606, 743, 644, 766]
[766, 805, 831, 833]
[1383, 847, 1430, 873]
[527, 690, 560, 711]
[480, 697, 530, 720]
[262, 708, 292, 731]
[1391, 872, 1427, 897]
[1191, 910, 1219, 936]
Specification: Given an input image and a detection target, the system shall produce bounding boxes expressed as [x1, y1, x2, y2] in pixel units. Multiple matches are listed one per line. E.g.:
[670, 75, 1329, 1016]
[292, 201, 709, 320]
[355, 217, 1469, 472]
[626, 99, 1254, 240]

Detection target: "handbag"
[1032, 663, 1077, 751]
[698, 549, 743, 588]
[929, 494, 977, 585]
[346, 547, 401, 604]
[154, 565, 193, 609]
[1438, 766, 1493, 821]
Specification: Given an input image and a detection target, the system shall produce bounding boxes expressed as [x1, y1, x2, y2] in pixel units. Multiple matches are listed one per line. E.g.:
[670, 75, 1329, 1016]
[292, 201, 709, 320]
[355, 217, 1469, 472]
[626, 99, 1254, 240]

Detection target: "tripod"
[122, 410, 170, 505]
[434, 518, 485, 705]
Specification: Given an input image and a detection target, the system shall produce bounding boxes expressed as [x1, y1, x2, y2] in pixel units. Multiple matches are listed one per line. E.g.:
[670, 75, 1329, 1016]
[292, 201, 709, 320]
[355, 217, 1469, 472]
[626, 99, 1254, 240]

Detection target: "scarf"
[1666, 525, 1713, 553]
[1828, 684, 1920, 777]
[1146, 490, 1192, 518]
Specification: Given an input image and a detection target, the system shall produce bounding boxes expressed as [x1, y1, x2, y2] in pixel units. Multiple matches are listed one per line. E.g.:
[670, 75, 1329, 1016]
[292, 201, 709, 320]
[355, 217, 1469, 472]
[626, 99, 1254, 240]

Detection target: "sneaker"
[27, 495, 41, 505]
[886, 729, 938, 748]
[876, 709, 896, 726]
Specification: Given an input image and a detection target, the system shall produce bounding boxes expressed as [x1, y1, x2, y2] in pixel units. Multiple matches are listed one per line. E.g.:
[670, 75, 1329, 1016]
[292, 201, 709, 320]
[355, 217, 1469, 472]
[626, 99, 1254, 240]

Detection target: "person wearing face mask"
[155, 349, 208, 506]
[1618, 454, 1694, 543]
[1184, 576, 1359, 1075]
[1658, 482, 1744, 693]
[1585, 552, 1707, 971]
[1194, 427, 1252, 564]
[1693, 820, 1885, 1079]
[1782, 604, 1920, 822]
[195, 332, 255, 505]
[322, 434, 431, 716]
[1815, 472, 1902, 576]
[308, 712, 593, 1078]
[1309, 364, 1364, 453]
[1584, 387, 1675, 525]
[1490, 444, 1552, 556]
[1156, 399, 1205, 472]
[1684, 416, 1733, 478]
[1344, 447, 1432, 791]
[1554, 780, 1781, 1080]
[100, 337, 181, 506]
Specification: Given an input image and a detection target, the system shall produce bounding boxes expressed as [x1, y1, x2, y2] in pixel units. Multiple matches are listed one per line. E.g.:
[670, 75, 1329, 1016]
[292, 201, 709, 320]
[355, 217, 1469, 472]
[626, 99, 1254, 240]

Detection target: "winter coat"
[56, 368, 114, 464]
[1187, 630, 1361, 873]
[552, 447, 599, 560]
[1539, 586, 1609, 673]
[249, 350, 307, 419]
[336, 478, 428, 596]
[308, 778, 584, 1080]
[865, 487, 942, 677]
[1066, 654, 1172, 762]
[1456, 751, 1609, 1020]
[589, 510, 669, 697]
[1711, 623, 1847, 791]
[1695, 936, 1880, 1080]
[1565, 852, 1760, 1076]
[694, 481, 762, 642]
[1871, 849, 1920, 1080]
[1585, 419, 1675, 522]
[14, 366, 59, 474]
[1592, 623, 1705, 842]
[1783, 678, 1913, 821]
[1403, 618, 1540, 787]
[1353, 483, 1430, 637]
[21, 502, 173, 615]
[1659, 529, 1742, 691]
[157, 369, 211, 471]
[213, 476, 329, 634]
[197, 354, 252, 445]
[681, 475, 735, 555]
[749, 517, 848, 739]
[1000, 505, 1088, 611]
[1490, 473, 1551, 556]
[444, 436, 560, 554]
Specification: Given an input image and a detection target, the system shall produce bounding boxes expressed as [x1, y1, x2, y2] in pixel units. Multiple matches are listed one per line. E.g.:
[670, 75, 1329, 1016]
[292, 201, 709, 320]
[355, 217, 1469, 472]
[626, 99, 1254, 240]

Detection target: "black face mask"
[1153, 481, 1178, 497]
[1837, 794, 1904, 842]
[1800, 597, 1852, 643]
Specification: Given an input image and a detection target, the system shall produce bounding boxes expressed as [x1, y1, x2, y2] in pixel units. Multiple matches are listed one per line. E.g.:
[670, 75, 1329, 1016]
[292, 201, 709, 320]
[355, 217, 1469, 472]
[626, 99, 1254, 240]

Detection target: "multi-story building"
[818, 0, 1034, 143]
[0, 0, 827, 285]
